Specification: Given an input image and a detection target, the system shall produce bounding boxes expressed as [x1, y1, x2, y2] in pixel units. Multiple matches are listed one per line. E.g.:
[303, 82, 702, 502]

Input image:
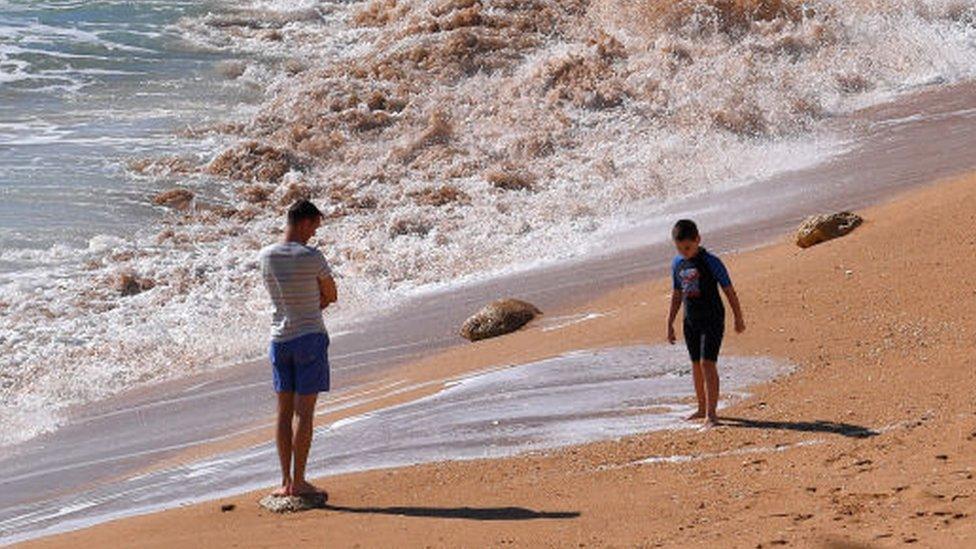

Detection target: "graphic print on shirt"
[678, 265, 701, 297]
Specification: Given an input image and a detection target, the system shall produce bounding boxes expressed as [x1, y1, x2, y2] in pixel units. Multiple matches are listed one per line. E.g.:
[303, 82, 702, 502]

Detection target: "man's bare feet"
[290, 479, 326, 497]
[700, 417, 720, 430]
[271, 482, 291, 497]
[687, 410, 706, 421]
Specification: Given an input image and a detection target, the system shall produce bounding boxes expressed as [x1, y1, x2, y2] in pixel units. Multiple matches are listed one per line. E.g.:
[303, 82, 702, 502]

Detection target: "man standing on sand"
[259, 199, 338, 497]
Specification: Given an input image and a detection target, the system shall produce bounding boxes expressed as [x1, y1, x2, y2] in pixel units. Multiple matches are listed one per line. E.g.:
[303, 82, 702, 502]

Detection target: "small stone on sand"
[258, 493, 327, 514]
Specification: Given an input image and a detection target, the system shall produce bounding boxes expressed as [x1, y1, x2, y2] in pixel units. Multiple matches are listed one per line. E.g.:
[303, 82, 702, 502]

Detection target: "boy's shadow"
[323, 504, 580, 521]
[720, 416, 878, 438]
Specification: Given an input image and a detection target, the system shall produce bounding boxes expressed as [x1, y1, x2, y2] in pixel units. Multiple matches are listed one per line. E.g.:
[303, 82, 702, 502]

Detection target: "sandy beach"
[4, 1, 976, 547]
[18, 172, 976, 548]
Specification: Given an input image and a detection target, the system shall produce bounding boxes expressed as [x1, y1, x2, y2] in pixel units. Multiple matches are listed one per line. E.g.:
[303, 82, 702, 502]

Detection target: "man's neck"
[283, 229, 308, 245]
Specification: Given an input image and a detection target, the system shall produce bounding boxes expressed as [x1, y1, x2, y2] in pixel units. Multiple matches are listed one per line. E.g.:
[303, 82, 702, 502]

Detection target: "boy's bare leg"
[274, 392, 295, 496]
[701, 359, 720, 427]
[687, 361, 706, 420]
[290, 393, 323, 496]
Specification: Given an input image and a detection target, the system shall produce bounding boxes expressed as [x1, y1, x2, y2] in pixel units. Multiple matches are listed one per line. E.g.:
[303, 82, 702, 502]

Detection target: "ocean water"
[0, 345, 792, 543]
[0, 0, 259, 443]
[0, 0, 256, 260]
[1, 0, 975, 447]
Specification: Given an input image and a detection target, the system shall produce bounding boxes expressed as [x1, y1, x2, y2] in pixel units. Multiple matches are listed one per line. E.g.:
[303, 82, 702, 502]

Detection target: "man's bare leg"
[701, 359, 720, 428]
[290, 393, 323, 496]
[687, 361, 706, 420]
[274, 392, 295, 496]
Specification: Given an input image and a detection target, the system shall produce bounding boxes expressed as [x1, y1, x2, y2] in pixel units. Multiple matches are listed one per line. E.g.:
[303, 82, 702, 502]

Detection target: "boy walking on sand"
[666, 219, 745, 428]
[259, 199, 338, 497]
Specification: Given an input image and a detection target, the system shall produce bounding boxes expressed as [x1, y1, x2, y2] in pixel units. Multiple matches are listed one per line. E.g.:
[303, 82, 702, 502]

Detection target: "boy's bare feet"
[686, 410, 706, 421]
[290, 479, 326, 497]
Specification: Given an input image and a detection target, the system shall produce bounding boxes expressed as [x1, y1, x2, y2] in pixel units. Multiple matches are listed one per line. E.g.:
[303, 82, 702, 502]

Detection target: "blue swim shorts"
[269, 332, 330, 394]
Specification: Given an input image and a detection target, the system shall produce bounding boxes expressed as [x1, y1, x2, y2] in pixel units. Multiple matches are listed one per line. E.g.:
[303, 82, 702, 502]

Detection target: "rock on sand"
[795, 211, 863, 248]
[460, 298, 542, 342]
[258, 493, 327, 514]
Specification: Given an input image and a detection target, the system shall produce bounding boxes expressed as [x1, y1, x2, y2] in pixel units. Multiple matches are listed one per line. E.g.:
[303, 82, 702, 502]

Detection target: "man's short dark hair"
[672, 219, 699, 241]
[287, 199, 324, 225]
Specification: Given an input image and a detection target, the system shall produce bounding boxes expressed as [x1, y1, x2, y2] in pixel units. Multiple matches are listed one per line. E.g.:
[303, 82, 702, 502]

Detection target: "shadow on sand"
[721, 417, 878, 439]
[323, 504, 579, 521]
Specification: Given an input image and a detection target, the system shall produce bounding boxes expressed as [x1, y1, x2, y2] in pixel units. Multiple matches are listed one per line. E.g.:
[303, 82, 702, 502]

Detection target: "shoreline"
[4, 79, 976, 544]
[4, 77, 974, 456]
[14, 171, 976, 547]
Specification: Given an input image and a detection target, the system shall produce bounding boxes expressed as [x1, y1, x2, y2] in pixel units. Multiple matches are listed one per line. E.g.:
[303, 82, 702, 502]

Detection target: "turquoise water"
[0, 0, 250, 268]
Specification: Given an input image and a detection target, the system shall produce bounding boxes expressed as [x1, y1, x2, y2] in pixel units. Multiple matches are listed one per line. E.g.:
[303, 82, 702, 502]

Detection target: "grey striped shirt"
[259, 242, 332, 343]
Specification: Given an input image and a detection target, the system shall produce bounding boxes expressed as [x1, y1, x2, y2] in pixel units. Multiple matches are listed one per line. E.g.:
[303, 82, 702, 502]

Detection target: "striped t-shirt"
[259, 242, 333, 343]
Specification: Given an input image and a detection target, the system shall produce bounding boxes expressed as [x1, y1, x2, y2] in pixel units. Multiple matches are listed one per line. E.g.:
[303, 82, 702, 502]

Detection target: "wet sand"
[3, 81, 976, 544]
[19, 170, 976, 548]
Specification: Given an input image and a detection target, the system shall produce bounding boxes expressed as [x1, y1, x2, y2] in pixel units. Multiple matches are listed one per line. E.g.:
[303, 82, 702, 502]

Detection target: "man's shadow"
[323, 504, 579, 521]
[720, 416, 878, 438]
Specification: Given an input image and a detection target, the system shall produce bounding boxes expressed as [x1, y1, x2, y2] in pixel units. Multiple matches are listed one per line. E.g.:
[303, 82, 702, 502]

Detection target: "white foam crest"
[1, 18, 156, 53]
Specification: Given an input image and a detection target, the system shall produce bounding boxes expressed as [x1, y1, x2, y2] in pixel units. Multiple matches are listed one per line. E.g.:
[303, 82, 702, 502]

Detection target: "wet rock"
[220, 503, 236, 512]
[238, 183, 275, 204]
[836, 73, 871, 94]
[795, 211, 863, 248]
[258, 493, 327, 514]
[460, 298, 542, 341]
[409, 185, 469, 207]
[152, 188, 195, 211]
[207, 141, 299, 183]
[116, 272, 155, 297]
[388, 217, 431, 238]
[711, 100, 767, 137]
[282, 58, 307, 75]
[486, 169, 535, 191]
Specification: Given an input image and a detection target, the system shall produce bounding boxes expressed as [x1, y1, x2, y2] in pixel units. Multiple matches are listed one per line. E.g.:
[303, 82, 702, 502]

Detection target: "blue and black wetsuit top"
[671, 247, 732, 326]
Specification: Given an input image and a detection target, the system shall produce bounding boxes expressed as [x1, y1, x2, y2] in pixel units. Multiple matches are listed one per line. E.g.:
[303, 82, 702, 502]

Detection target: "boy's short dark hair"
[287, 199, 324, 225]
[672, 219, 699, 241]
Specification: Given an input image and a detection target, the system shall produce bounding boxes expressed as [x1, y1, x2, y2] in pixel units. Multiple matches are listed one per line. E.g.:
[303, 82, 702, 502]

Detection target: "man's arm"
[318, 275, 337, 310]
[667, 289, 682, 344]
[721, 284, 746, 333]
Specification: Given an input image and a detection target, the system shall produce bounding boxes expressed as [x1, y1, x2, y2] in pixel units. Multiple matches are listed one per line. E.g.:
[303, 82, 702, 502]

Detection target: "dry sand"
[21, 173, 976, 548]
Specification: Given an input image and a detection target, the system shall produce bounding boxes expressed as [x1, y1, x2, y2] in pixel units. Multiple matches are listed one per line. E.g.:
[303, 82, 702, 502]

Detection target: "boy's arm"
[721, 285, 746, 333]
[318, 275, 338, 310]
[667, 289, 682, 344]
[706, 253, 745, 334]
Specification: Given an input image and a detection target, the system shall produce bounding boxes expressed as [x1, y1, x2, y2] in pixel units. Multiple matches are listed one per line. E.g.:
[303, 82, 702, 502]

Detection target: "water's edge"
[0, 345, 791, 544]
